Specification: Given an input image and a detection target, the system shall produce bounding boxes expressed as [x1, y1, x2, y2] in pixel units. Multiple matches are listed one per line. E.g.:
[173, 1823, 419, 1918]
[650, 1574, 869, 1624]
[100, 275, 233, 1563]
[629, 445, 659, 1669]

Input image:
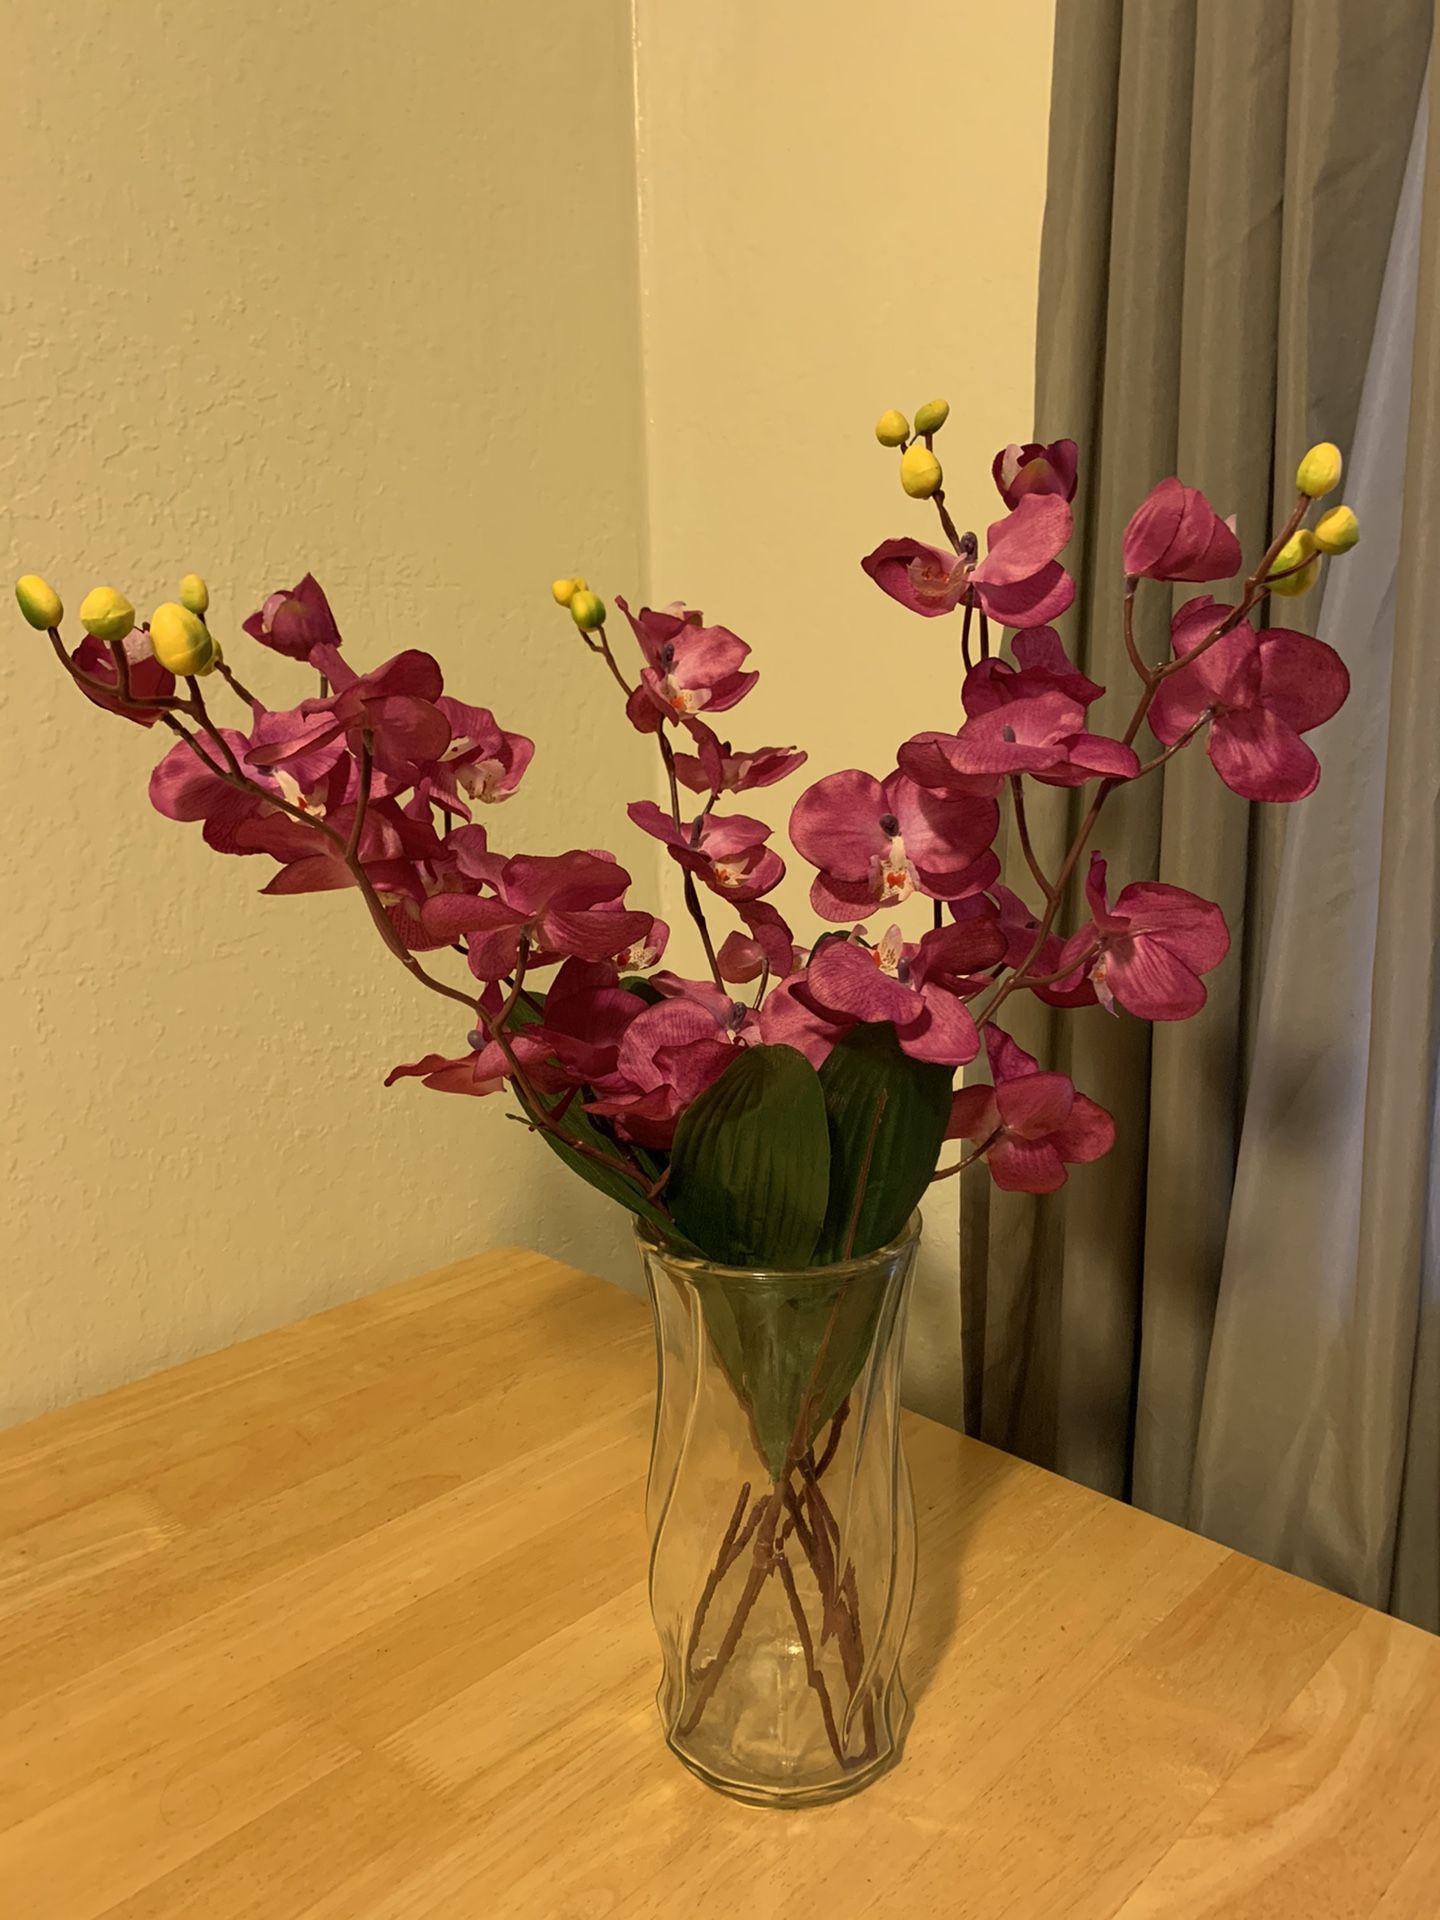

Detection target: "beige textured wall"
[634, 0, 1057, 1420]
[1, 1, 652, 1424]
[2, 0, 1055, 1426]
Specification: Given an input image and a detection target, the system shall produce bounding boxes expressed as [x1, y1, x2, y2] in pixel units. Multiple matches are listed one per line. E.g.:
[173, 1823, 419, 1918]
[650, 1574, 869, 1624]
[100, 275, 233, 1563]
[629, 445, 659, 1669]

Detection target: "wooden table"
[2, 1250, 1439, 1919]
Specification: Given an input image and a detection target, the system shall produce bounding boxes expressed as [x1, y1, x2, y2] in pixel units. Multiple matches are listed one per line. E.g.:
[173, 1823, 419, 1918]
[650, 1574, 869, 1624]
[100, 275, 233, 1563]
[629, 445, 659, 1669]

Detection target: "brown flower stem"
[654, 723, 726, 993]
[932, 489, 966, 556]
[185, 677, 247, 783]
[346, 737, 374, 861]
[811, 1401, 849, 1481]
[1009, 775, 1052, 898]
[978, 609, 992, 661]
[1122, 582, 1149, 685]
[680, 1480, 752, 1676]
[960, 595, 975, 677]
[677, 1295, 846, 1737]
[930, 1125, 1003, 1183]
[1134, 708, 1214, 777]
[592, 627, 636, 699]
[215, 657, 260, 708]
[973, 494, 1312, 1034]
[775, 1550, 847, 1764]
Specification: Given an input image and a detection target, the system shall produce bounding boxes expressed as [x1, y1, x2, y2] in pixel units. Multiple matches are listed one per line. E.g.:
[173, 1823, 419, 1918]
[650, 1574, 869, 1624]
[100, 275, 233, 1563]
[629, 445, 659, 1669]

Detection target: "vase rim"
[633, 1211, 921, 1285]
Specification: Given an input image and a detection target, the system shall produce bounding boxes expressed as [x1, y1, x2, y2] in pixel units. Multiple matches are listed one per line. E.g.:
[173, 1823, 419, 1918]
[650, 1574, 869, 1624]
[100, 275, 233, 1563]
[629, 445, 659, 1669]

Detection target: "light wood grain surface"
[2, 1247, 1438, 1918]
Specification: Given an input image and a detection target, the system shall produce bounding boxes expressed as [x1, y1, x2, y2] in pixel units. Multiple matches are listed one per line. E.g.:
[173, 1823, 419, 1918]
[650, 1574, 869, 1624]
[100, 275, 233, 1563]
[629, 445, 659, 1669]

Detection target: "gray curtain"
[1193, 75, 1440, 1630]
[962, 0, 1435, 1568]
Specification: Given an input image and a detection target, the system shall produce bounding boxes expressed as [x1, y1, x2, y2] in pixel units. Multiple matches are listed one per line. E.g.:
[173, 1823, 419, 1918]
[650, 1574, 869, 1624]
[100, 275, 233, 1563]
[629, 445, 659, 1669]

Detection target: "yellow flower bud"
[913, 398, 950, 435]
[15, 574, 63, 630]
[1269, 557, 1320, 598]
[1313, 504, 1359, 554]
[569, 589, 607, 632]
[551, 575, 587, 607]
[1268, 531, 1319, 598]
[149, 601, 217, 675]
[900, 442, 943, 499]
[179, 573, 210, 615]
[1296, 442, 1342, 498]
[79, 586, 136, 644]
[875, 409, 910, 448]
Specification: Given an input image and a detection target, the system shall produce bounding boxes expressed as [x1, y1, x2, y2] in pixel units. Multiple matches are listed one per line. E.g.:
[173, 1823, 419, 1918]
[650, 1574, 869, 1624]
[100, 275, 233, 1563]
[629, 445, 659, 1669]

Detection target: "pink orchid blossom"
[964, 625, 1104, 713]
[862, 494, 1075, 630]
[233, 800, 415, 898]
[1055, 852, 1230, 1020]
[907, 690, 1139, 790]
[992, 439, 1079, 510]
[752, 971, 852, 1070]
[716, 901, 799, 985]
[803, 926, 981, 1066]
[1122, 479, 1241, 583]
[71, 631, 176, 726]
[617, 598, 759, 733]
[413, 698, 535, 816]
[947, 1029, 1114, 1193]
[421, 850, 655, 978]
[789, 768, 999, 921]
[982, 885, 1097, 1008]
[149, 726, 271, 852]
[248, 650, 452, 784]
[242, 574, 343, 666]
[587, 981, 751, 1147]
[860, 537, 971, 619]
[627, 800, 785, 904]
[672, 718, 806, 796]
[907, 625, 1138, 788]
[1148, 597, 1350, 803]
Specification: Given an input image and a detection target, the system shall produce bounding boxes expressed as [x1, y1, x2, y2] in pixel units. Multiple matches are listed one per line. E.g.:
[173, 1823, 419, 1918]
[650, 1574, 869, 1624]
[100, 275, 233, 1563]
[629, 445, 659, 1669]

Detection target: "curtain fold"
[964, 0, 1434, 1564]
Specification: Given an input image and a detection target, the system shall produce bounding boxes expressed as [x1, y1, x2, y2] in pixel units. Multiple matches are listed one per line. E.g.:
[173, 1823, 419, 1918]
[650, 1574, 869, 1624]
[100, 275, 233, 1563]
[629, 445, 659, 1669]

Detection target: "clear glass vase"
[638, 1214, 919, 1808]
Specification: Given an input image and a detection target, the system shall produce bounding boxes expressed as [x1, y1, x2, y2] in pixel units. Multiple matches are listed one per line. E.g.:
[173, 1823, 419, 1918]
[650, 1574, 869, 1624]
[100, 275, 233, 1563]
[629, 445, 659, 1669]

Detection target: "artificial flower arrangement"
[15, 413, 1357, 1804]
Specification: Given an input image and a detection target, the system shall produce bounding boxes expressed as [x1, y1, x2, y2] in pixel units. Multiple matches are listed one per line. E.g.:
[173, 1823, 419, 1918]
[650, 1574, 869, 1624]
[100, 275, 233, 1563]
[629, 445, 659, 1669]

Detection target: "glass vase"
[638, 1214, 919, 1808]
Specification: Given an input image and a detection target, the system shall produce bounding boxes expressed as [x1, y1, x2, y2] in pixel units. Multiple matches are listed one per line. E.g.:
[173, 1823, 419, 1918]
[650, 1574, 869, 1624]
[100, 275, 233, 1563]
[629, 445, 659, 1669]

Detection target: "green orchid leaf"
[666, 1043, 831, 1270]
[814, 1023, 953, 1264]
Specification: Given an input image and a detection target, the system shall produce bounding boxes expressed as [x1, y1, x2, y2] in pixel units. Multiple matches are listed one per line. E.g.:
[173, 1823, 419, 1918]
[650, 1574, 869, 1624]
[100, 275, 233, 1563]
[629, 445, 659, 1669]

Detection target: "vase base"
[663, 1720, 909, 1810]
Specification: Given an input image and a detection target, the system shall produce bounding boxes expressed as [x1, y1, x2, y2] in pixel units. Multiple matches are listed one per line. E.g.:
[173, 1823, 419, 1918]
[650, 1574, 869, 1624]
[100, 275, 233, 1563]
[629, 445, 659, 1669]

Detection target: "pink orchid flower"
[587, 980, 751, 1147]
[413, 698, 535, 817]
[789, 768, 999, 922]
[421, 850, 655, 979]
[1122, 479, 1241, 582]
[672, 717, 806, 796]
[906, 689, 1139, 790]
[627, 800, 785, 903]
[248, 650, 452, 784]
[242, 574, 344, 666]
[947, 1028, 1115, 1193]
[982, 885, 1097, 1008]
[992, 439, 1079, 509]
[233, 799, 415, 898]
[751, 970, 852, 1070]
[149, 725, 277, 852]
[71, 631, 176, 727]
[862, 494, 1076, 631]
[1055, 852, 1230, 1020]
[716, 901, 798, 984]
[909, 625, 1139, 788]
[616, 598, 759, 733]
[1148, 597, 1350, 803]
[804, 926, 981, 1066]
